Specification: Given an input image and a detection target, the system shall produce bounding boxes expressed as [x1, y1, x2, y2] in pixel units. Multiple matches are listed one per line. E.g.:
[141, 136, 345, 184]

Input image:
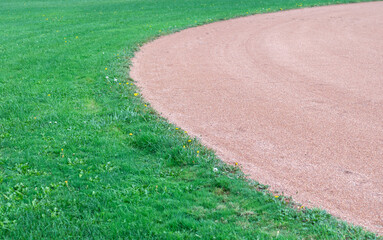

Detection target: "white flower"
[114, 78, 117, 82]
[213, 167, 218, 172]
[105, 76, 109, 79]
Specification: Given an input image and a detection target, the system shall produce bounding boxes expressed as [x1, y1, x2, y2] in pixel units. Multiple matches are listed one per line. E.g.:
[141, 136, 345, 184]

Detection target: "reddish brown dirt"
[130, 2, 383, 234]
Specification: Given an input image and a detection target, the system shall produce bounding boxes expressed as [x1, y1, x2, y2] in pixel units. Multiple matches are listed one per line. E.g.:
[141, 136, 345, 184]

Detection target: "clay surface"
[131, 2, 383, 233]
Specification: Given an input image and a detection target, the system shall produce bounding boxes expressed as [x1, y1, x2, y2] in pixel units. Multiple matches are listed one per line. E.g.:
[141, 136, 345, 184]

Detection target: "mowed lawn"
[0, 0, 379, 239]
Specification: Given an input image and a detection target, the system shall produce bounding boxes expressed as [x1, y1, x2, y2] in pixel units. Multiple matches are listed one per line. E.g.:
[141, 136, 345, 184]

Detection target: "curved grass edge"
[0, 0, 381, 238]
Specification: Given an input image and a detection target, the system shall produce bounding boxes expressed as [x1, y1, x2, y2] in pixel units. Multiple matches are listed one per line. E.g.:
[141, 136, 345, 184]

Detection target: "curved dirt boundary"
[131, 2, 383, 233]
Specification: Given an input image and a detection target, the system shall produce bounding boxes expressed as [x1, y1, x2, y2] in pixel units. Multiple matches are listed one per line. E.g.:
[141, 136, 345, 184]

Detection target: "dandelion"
[275, 195, 279, 198]
[183, 145, 185, 148]
[61, 148, 64, 151]
[105, 68, 107, 70]
[197, 151, 199, 153]
[184, 131, 187, 133]
[65, 181, 68, 186]
[134, 93, 138, 96]
[126, 82, 129, 84]
[175, 128, 179, 130]
[48, 94, 51, 96]
[235, 162, 238, 166]
[129, 133, 133, 136]
[213, 167, 218, 172]
[187, 140, 191, 143]
[144, 104, 147, 107]
[119, 83, 121, 85]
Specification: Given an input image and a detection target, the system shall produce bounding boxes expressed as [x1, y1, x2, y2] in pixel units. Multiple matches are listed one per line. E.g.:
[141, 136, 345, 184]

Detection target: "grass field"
[0, 0, 380, 238]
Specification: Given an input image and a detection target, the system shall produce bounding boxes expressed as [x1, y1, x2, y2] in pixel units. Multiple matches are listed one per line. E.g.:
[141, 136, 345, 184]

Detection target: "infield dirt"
[131, 2, 383, 233]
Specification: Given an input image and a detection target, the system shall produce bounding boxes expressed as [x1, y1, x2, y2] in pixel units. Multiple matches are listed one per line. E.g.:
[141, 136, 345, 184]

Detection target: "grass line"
[0, 0, 380, 238]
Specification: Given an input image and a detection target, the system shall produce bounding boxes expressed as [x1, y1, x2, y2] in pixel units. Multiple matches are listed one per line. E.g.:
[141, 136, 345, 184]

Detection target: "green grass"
[0, 0, 380, 238]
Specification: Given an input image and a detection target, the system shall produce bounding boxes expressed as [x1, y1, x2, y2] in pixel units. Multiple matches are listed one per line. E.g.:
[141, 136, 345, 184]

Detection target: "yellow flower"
[48, 94, 51, 96]
[197, 151, 199, 153]
[184, 131, 187, 133]
[33, 117, 37, 119]
[235, 162, 238, 166]
[175, 128, 179, 130]
[187, 140, 191, 143]
[119, 83, 121, 85]
[105, 68, 107, 70]
[61, 148, 63, 151]
[134, 93, 138, 96]
[144, 104, 147, 107]
[183, 145, 185, 148]
[275, 195, 279, 198]
[75, 36, 79, 39]
[126, 82, 129, 84]
[129, 133, 133, 136]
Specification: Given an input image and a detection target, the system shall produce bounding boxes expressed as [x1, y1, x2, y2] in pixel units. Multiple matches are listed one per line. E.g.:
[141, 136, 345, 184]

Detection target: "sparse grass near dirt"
[0, 0, 380, 238]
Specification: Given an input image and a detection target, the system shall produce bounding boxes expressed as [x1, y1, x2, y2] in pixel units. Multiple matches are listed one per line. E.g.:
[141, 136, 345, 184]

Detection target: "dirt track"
[130, 2, 383, 233]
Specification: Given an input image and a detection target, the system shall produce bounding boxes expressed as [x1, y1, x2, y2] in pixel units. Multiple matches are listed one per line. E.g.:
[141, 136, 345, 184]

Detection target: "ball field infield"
[0, 0, 381, 238]
[131, 1, 383, 234]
